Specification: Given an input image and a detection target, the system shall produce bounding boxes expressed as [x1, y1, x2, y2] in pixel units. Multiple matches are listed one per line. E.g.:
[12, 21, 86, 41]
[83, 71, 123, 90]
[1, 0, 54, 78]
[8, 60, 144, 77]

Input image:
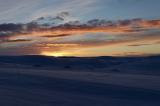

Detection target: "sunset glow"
[41, 51, 70, 57]
[0, 0, 160, 57]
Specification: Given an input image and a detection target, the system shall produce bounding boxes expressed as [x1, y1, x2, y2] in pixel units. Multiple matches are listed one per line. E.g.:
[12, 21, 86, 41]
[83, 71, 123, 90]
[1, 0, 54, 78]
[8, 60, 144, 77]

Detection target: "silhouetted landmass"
[0, 55, 160, 106]
[0, 55, 160, 75]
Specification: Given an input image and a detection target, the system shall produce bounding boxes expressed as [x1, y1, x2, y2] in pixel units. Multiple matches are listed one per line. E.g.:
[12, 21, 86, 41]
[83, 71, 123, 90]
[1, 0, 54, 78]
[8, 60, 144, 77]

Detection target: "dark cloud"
[0, 46, 40, 55]
[0, 23, 23, 32]
[57, 12, 70, 17]
[128, 43, 152, 47]
[41, 34, 71, 38]
[32, 11, 71, 26]
[155, 41, 160, 44]
[0, 22, 40, 35]
[0, 18, 160, 48]
[65, 20, 81, 25]
[56, 11, 70, 20]
[0, 18, 159, 34]
[86, 18, 145, 28]
[87, 19, 115, 27]
[5, 39, 32, 43]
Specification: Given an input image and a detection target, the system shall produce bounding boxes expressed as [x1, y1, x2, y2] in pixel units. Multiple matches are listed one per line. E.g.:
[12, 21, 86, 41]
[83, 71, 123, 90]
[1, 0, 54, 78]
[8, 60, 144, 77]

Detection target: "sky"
[0, 0, 160, 23]
[0, 0, 160, 57]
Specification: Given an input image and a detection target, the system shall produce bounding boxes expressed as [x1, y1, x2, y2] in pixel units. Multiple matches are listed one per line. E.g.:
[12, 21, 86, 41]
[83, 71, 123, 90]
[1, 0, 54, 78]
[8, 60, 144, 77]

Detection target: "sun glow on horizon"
[40, 51, 69, 57]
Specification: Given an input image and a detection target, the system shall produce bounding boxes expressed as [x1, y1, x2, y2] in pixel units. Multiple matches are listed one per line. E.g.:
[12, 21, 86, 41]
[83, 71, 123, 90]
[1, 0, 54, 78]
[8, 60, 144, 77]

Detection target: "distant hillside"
[0, 55, 160, 75]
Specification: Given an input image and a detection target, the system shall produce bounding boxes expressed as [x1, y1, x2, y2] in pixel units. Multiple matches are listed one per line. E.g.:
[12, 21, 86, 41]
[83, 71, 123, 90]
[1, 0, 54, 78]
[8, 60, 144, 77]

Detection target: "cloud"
[57, 11, 70, 19]
[29, 0, 98, 22]
[41, 34, 71, 38]
[0, 23, 23, 32]
[0, 18, 159, 41]
[4, 39, 32, 43]
[0, 18, 160, 56]
[32, 11, 71, 26]
[128, 43, 152, 47]
[0, 18, 159, 34]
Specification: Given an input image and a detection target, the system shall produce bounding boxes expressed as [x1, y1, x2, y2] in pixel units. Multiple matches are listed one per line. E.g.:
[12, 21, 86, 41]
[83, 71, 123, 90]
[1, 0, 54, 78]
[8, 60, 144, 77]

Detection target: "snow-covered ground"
[0, 56, 160, 106]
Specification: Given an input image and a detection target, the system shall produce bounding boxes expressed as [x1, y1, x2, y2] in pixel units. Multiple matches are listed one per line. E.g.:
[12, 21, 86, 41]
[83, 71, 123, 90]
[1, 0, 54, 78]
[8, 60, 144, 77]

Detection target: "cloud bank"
[0, 15, 160, 56]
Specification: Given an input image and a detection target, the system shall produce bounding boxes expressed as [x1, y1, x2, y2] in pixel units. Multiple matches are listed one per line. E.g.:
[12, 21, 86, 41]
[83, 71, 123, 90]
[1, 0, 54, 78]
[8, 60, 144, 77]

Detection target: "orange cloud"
[0, 18, 160, 56]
